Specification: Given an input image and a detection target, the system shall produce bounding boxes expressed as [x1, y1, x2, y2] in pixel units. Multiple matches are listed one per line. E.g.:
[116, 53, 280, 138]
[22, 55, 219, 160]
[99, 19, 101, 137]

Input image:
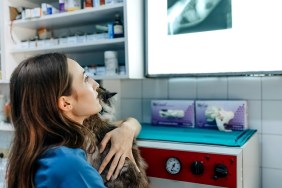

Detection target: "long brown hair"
[7, 53, 95, 188]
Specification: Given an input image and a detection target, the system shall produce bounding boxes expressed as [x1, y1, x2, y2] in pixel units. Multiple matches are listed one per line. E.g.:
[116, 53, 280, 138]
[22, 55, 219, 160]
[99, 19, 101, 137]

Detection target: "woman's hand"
[98, 118, 141, 180]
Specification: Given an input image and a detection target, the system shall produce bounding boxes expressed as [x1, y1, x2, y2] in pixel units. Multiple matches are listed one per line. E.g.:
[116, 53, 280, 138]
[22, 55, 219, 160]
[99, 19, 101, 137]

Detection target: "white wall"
[103, 76, 282, 188]
[2, 76, 282, 187]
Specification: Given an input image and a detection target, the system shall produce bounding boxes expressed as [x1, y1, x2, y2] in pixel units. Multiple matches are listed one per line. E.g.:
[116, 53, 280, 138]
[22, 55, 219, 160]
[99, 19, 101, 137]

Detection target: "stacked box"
[195, 100, 247, 131]
[151, 100, 195, 127]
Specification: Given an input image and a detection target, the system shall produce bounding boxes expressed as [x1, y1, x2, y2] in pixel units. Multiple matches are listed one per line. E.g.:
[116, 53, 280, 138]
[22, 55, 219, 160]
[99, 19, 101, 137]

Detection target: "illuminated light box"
[146, 0, 282, 77]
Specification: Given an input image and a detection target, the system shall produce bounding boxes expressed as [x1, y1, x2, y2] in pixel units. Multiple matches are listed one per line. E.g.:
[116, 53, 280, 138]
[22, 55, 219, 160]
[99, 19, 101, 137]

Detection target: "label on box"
[108, 23, 114, 39]
[151, 100, 195, 127]
[195, 100, 247, 131]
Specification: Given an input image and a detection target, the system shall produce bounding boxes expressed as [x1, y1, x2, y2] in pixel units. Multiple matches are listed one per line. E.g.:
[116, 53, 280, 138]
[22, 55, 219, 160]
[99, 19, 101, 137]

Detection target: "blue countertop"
[137, 123, 257, 147]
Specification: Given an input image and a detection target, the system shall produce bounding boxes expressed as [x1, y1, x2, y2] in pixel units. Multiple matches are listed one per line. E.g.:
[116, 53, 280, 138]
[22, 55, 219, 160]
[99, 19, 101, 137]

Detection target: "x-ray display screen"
[167, 0, 232, 35]
[146, 0, 282, 76]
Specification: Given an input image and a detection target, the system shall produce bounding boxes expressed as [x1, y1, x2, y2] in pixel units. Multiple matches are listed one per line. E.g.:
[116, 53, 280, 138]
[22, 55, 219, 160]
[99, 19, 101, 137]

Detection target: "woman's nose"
[91, 78, 99, 89]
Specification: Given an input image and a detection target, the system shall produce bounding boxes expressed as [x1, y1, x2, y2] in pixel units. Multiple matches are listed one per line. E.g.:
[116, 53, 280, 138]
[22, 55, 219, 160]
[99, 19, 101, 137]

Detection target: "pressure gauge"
[166, 157, 181, 174]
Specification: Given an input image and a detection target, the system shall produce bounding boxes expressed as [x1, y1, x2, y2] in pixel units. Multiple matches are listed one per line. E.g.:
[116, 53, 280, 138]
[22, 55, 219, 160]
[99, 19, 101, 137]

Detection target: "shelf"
[2, 0, 144, 80]
[10, 0, 57, 5]
[0, 80, 9, 84]
[0, 123, 14, 132]
[10, 38, 125, 54]
[11, 3, 124, 29]
[9, 0, 57, 8]
[92, 74, 128, 80]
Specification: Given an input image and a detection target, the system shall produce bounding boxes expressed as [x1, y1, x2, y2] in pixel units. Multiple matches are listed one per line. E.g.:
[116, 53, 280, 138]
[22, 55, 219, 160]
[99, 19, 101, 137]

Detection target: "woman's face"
[66, 58, 102, 123]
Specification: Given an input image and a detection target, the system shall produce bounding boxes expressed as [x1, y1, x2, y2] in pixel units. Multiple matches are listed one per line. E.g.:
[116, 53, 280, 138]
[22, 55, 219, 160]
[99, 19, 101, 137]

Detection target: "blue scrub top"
[35, 146, 105, 188]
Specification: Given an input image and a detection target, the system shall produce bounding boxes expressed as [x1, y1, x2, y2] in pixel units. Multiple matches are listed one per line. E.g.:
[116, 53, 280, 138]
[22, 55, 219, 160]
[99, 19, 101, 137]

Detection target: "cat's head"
[97, 86, 117, 121]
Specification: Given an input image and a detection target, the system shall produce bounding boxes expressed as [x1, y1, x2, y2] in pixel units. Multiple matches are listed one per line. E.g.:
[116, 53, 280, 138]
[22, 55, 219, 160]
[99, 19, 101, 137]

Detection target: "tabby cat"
[83, 87, 149, 188]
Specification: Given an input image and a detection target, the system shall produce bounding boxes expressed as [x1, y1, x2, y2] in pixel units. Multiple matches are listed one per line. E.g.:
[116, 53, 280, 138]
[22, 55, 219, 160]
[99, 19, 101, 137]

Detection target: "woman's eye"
[84, 75, 89, 82]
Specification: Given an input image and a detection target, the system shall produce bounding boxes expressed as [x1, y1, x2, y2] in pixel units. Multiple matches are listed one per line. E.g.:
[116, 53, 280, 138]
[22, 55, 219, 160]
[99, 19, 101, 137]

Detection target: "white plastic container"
[104, 51, 118, 75]
[87, 33, 96, 42]
[59, 36, 68, 45]
[106, 0, 123, 4]
[67, 35, 77, 45]
[44, 38, 58, 47]
[119, 65, 126, 75]
[20, 40, 29, 49]
[76, 34, 86, 43]
[37, 39, 45, 48]
[29, 40, 36, 48]
[95, 33, 108, 40]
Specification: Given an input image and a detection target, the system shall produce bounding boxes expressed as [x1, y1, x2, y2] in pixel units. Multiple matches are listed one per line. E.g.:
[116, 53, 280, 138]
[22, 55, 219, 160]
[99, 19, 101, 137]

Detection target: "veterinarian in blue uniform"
[7, 53, 141, 188]
[35, 146, 104, 188]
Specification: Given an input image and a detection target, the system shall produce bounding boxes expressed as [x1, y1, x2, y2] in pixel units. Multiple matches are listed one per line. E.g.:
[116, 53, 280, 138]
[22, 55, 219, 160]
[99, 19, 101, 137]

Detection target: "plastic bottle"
[113, 13, 124, 38]
[59, 0, 65, 12]
[104, 51, 118, 75]
[84, 0, 93, 8]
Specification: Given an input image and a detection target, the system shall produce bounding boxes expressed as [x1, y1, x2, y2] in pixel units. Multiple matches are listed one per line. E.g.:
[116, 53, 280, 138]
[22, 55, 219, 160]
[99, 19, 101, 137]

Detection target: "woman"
[7, 53, 141, 188]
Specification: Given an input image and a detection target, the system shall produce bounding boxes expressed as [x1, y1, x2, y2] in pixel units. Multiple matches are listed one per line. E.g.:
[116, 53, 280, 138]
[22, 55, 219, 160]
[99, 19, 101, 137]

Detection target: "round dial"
[214, 164, 228, 179]
[166, 157, 181, 174]
[190, 161, 204, 175]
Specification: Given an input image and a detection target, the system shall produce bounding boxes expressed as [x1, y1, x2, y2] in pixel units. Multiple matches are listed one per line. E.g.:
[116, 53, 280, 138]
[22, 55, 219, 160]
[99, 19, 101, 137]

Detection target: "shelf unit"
[0, 122, 14, 132]
[0, 0, 144, 81]
[11, 3, 124, 29]
[10, 38, 125, 53]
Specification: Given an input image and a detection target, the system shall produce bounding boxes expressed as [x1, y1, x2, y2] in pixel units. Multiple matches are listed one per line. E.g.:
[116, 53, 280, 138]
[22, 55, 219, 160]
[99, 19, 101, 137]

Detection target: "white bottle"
[104, 51, 118, 75]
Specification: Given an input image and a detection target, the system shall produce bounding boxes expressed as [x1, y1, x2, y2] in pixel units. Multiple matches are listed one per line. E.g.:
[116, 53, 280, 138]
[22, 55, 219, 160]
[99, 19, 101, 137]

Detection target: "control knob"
[190, 161, 204, 175]
[214, 164, 228, 179]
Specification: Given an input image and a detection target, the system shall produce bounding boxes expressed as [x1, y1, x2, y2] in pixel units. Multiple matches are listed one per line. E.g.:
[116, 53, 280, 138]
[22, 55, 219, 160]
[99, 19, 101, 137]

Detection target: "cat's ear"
[98, 86, 117, 99]
[108, 92, 117, 98]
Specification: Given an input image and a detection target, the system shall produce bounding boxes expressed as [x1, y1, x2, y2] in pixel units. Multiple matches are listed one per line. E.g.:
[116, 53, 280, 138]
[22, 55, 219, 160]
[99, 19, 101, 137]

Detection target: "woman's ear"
[58, 96, 73, 112]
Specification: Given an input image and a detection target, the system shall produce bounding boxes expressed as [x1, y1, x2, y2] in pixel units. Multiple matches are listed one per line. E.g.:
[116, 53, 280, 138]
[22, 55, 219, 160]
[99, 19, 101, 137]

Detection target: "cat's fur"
[83, 87, 149, 188]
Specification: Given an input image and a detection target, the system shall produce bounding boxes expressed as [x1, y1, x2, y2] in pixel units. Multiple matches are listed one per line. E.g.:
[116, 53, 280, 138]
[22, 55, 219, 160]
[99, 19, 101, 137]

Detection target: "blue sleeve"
[35, 147, 105, 188]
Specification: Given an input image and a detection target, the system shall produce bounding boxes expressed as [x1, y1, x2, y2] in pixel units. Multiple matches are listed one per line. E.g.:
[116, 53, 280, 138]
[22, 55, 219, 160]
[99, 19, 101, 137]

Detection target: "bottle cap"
[104, 51, 118, 58]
